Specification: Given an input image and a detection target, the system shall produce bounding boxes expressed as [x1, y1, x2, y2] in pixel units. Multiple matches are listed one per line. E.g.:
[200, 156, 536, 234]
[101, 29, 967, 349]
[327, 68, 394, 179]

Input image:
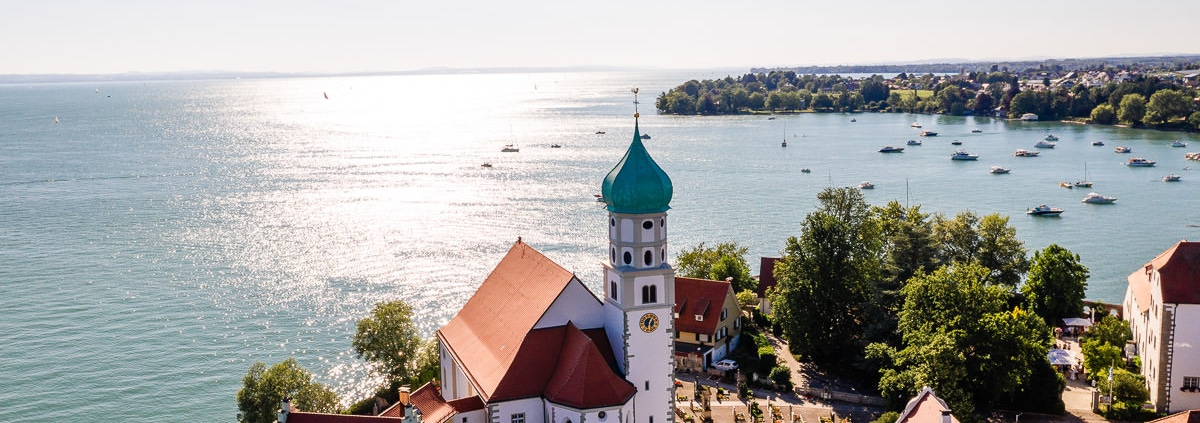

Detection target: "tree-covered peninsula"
[656, 59, 1200, 131]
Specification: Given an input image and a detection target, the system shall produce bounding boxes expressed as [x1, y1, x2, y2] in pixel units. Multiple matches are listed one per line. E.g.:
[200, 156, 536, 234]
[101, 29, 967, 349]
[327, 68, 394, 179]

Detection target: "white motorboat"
[907, 139, 922, 146]
[858, 181, 875, 189]
[951, 150, 979, 161]
[1013, 149, 1040, 157]
[1172, 140, 1188, 148]
[1126, 158, 1156, 167]
[1027, 205, 1064, 216]
[1163, 174, 1182, 182]
[1035, 140, 1056, 148]
[1044, 134, 1059, 141]
[990, 166, 1011, 174]
[879, 146, 905, 153]
[1081, 192, 1117, 204]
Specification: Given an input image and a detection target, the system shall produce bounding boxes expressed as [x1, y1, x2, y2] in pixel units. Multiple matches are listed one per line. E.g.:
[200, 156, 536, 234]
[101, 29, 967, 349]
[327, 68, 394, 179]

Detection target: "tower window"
[661, 248, 665, 263]
[512, 414, 526, 423]
[642, 220, 653, 230]
[644, 250, 653, 266]
[623, 251, 632, 265]
[642, 285, 657, 304]
[610, 281, 617, 299]
[611, 248, 616, 263]
[611, 218, 616, 227]
[660, 218, 664, 227]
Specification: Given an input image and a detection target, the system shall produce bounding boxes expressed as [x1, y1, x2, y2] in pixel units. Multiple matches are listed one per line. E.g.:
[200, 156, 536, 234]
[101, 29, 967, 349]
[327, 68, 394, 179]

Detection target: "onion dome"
[601, 116, 673, 214]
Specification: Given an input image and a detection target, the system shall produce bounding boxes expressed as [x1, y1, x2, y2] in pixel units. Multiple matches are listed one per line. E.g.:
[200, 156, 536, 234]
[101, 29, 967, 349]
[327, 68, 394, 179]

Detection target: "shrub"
[871, 412, 899, 423]
[758, 346, 777, 371]
[769, 366, 793, 390]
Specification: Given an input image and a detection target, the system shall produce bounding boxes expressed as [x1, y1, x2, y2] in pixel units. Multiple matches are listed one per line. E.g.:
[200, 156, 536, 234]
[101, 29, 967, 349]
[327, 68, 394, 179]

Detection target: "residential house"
[756, 257, 780, 315]
[673, 276, 742, 372]
[895, 386, 959, 423]
[1122, 240, 1200, 413]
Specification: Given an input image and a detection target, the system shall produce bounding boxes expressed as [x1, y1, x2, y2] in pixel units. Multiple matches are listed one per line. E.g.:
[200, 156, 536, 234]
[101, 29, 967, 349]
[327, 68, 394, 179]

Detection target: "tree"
[1117, 93, 1146, 126]
[736, 289, 758, 312]
[1144, 89, 1192, 125]
[973, 92, 995, 116]
[1022, 244, 1089, 326]
[353, 300, 422, 384]
[675, 242, 757, 293]
[1090, 104, 1116, 124]
[237, 358, 341, 423]
[771, 188, 881, 370]
[931, 212, 1028, 287]
[1190, 111, 1200, 130]
[1086, 315, 1131, 348]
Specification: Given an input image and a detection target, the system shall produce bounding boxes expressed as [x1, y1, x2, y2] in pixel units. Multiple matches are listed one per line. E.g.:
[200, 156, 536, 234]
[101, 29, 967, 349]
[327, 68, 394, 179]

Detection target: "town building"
[1122, 240, 1200, 413]
[1146, 409, 1200, 423]
[755, 257, 780, 315]
[672, 277, 742, 372]
[894, 386, 959, 423]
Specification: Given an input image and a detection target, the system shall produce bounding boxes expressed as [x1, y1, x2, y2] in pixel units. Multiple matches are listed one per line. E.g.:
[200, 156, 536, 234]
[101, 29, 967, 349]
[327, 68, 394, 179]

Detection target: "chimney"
[399, 385, 411, 406]
[941, 410, 952, 423]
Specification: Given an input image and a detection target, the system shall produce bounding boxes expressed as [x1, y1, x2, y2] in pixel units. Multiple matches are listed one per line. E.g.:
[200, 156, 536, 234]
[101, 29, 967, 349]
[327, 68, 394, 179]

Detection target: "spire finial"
[632, 87, 640, 119]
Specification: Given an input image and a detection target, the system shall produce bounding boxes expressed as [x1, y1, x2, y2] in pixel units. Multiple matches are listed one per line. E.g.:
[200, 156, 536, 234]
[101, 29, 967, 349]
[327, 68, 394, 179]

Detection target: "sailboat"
[501, 125, 519, 152]
[781, 124, 788, 147]
[1072, 162, 1093, 188]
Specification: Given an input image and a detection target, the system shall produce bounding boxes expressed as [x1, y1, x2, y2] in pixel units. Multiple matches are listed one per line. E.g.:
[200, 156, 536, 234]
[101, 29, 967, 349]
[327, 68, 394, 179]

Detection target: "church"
[407, 104, 679, 423]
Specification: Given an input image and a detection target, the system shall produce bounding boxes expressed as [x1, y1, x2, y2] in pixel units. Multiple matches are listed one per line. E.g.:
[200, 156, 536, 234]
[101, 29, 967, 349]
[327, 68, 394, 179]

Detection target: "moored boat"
[1027, 205, 1064, 216]
[1035, 140, 1056, 148]
[1115, 146, 1131, 153]
[1081, 192, 1117, 204]
[1044, 134, 1059, 141]
[911, 122, 922, 128]
[907, 139, 922, 146]
[951, 140, 962, 145]
[1059, 182, 1074, 189]
[1172, 140, 1188, 148]
[1092, 141, 1105, 146]
[919, 131, 937, 137]
[1126, 157, 1156, 167]
[971, 129, 982, 133]
[501, 144, 520, 152]
[858, 181, 874, 189]
[990, 166, 1010, 174]
[1013, 149, 1040, 157]
[878, 146, 904, 153]
[1163, 174, 1182, 182]
[951, 150, 979, 160]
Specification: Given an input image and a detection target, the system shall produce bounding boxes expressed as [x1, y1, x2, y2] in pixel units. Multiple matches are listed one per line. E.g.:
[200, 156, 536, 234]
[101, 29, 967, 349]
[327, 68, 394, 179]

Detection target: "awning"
[1062, 317, 1093, 327]
[1048, 348, 1078, 366]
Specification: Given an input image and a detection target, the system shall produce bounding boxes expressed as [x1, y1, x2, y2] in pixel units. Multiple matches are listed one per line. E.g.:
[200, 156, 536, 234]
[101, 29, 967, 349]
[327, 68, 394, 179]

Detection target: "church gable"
[536, 278, 605, 330]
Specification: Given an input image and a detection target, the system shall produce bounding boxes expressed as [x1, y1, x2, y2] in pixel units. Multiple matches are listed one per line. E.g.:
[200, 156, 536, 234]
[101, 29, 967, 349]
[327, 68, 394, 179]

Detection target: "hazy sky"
[4, 0, 1198, 75]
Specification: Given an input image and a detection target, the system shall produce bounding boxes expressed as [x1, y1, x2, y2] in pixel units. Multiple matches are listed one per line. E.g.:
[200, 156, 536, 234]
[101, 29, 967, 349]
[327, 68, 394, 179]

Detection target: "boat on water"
[950, 150, 979, 160]
[1172, 140, 1188, 148]
[550, 144, 562, 148]
[990, 166, 1011, 174]
[596, 131, 606, 135]
[907, 139, 922, 146]
[1035, 140, 1056, 148]
[1163, 174, 1182, 182]
[951, 140, 962, 145]
[800, 168, 811, 173]
[641, 134, 651, 140]
[501, 144, 520, 152]
[1059, 182, 1074, 189]
[1187, 152, 1200, 161]
[858, 181, 875, 189]
[1013, 149, 1040, 157]
[1115, 146, 1131, 153]
[1072, 162, 1093, 188]
[1081, 192, 1117, 204]
[850, 118, 857, 122]
[1092, 141, 1105, 146]
[920, 131, 938, 137]
[879, 145, 904, 153]
[911, 122, 922, 128]
[1027, 205, 1064, 216]
[594, 194, 605, 202]
[1044, 134, 1059, 141]
[971, 129, 982, 133]
[481, 163, 493, 168]
[781, 140, 787, 147]
[1126, 158, 1156, 167]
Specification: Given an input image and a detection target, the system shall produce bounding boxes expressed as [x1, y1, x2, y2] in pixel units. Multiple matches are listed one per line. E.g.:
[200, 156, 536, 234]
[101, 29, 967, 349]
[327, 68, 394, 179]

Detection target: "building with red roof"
[894, 387, 958, 423]
[756, 257, 780, 315]
[1123, 240, 1200, 413]
[411, 104, 677, 423]
[672, 277, 741, 372]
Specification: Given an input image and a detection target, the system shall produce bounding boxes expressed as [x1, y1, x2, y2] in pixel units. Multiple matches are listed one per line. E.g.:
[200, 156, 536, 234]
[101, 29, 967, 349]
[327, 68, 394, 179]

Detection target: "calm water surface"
[1, 71, 1197, 422]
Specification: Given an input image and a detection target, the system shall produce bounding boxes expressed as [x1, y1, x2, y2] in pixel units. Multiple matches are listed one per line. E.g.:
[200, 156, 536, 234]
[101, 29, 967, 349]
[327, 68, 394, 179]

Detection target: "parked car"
[713, 359, 738, 371]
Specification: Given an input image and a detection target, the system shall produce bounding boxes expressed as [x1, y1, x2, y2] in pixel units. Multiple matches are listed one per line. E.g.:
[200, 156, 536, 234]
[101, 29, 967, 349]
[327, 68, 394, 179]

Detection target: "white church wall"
[1168, 304, 1200, 412]
[493, 398, 545, 423]
[536, 278, 605, 330]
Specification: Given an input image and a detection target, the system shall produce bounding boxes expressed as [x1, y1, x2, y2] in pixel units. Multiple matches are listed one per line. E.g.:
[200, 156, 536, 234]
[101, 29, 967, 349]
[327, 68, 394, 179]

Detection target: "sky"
[4, 0, 1199, 75]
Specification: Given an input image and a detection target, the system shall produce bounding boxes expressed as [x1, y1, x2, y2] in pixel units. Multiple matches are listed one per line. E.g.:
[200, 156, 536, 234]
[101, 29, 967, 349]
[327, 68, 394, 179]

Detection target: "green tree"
[675, 242, 757, 293]
[1008, 91, 1041, 118]
[1022, 244, 1089, 326]
[1086, 315, 1131, 348]
[1081, 340, 1123, 384]
[860, 77, 891, 103]
[1096, 368, 1149, 405]
[1117, 93, 1146, 125]
[736, 289, 758, 312]
[1189, 111, 1200, 130]
[353, 300, 422, 384]
[811, 93, 834, 110]
[237, 358, 341, 423]
[932, 212, 1028, 287]
[1090, 104, 1116, 124]
[1144, 89, 1192, 125]
[413, 339, 441, 387]
[771, 188, 881, 370]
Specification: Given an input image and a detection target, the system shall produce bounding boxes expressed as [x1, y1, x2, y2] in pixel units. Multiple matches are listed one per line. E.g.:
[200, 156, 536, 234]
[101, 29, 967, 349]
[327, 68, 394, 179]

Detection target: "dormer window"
[695, 314, 704, 322]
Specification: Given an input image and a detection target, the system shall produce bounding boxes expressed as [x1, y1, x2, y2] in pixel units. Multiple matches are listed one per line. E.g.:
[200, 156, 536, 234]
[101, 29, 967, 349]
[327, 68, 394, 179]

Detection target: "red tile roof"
[674, 277, 733, 335]
[289, 411, 403, 423]
[544, 322, 637, 408]
[1149, 241, 1200, 304]
[895, 386, 959, 423]
[1148, 410, 1200, 423]
[437, 240, 579, 402]
[757, 257, 780, 298]
[1127, 265, 1153, 314]
[410, 383, 457, 423]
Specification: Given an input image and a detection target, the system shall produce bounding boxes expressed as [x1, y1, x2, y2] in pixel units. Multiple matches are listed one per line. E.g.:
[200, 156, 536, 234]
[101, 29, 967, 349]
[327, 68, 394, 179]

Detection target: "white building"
[1122, 240, 1200, 413]
[414, 108, 678, 423]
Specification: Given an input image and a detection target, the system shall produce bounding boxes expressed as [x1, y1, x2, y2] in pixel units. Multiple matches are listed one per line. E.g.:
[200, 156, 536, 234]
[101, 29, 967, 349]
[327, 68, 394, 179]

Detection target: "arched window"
[643, 250, 653, 266]
[642, 285, 658, 304]
[611, 248, 616, 263]
[610, 281, 617, 299]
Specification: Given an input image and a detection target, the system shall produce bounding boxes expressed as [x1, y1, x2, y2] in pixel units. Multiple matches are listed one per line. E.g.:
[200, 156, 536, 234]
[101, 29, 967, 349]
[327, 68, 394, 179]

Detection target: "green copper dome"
[602, 119, 673, 214]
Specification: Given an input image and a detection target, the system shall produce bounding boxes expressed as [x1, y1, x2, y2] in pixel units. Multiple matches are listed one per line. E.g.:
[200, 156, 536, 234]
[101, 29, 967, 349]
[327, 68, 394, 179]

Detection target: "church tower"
[602, 88, 675, 423]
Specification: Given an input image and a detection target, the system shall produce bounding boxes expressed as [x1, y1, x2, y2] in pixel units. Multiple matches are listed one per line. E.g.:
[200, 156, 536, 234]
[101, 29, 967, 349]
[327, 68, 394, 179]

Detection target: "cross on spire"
[632, 87, 640, 118]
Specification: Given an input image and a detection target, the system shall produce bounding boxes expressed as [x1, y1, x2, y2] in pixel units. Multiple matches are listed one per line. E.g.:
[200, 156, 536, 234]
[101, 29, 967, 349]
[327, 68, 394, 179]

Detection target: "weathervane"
[632, 87, 640, 118]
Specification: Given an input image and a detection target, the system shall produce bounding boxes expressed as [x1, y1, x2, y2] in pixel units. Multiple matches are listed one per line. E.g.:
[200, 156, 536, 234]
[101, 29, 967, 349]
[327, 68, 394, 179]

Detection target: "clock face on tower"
[639, 313, 660, 333]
